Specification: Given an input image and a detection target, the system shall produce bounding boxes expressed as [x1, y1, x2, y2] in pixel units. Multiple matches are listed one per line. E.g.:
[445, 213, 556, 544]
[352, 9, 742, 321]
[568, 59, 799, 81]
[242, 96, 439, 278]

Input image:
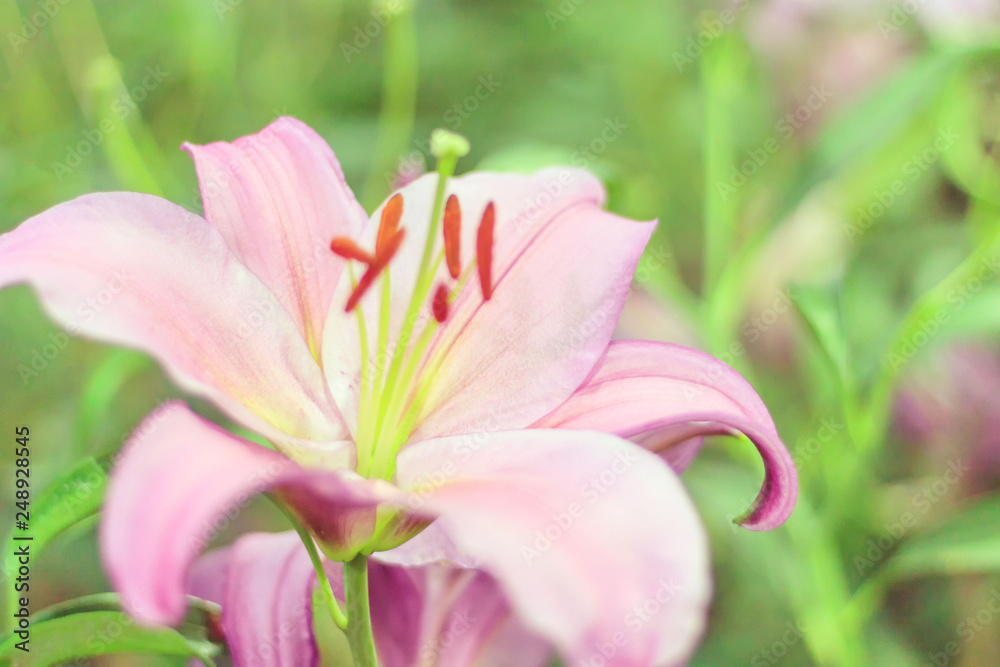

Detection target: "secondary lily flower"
[749, 0, 999, 116]
[188, 530, 552, 667]
[0, 117, 797, 665]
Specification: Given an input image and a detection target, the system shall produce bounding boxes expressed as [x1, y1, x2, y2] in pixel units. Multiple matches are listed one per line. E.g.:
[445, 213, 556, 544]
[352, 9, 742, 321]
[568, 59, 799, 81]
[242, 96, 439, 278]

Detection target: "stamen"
[346, 228, 406, 312]
[432, 284, 450, 323]
[476, 202, 495, 301]
[362, 131, 471, 482]
[330, 237, 375, 264]
[443, 194, 462, 279]
[376, 193, 404, 255]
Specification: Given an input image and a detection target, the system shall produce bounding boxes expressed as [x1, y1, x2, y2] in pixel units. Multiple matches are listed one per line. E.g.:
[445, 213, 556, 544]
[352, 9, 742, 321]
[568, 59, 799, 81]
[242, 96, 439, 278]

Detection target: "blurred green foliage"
[4, 0, 1000, 665]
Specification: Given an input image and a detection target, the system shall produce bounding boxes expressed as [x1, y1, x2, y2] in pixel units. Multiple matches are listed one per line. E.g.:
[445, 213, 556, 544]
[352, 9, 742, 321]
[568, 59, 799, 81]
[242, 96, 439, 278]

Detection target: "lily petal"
[186, 546, 230, 607]
[189, 533, 331, 667]
[220, 533, 322, 667]
[474, 619, 553, 667]
[369, 562, 550, 667]
[324, 169, 654, 440]
[183, 117, 368, 356]
[374, 522, 478, 569]
[0, 192, 344, 442]
[192, 534, 547, 667]
[535, 340, 797, 530]
[394, 429, 711, 667]
[534, 340, 797, 530]
[101, 402, 396, 626]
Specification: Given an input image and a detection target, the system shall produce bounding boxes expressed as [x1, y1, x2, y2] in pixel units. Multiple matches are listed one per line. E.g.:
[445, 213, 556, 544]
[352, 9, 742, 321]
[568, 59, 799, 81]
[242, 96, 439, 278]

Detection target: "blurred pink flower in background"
[894, 342, 1000, 494]
[748, 0, 909, 133]
[752, 0, 1000, 44]
[748, 0, 1000, 137]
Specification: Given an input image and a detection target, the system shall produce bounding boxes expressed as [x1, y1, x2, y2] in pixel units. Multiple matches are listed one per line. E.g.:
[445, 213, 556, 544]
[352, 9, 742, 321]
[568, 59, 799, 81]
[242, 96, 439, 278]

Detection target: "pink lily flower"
[0, 117, 797, 665]
[188, 530, 552, 667]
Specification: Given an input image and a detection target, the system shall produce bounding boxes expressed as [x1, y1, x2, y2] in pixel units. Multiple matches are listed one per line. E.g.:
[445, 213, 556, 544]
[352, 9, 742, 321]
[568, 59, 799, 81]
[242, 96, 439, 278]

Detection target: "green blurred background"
[4, 0, 1000, 664]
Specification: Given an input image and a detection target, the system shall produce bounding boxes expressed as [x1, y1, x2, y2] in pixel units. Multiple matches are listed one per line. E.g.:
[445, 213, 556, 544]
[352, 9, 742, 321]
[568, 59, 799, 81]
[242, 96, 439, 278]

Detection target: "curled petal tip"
[535, 340, 799, 530]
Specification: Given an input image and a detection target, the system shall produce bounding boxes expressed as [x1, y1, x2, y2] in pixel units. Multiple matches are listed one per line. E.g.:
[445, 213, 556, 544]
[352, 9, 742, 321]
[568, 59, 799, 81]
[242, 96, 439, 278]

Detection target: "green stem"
[276, 502, 348, 630]
[74, 349, 152, 456]
[368, 132, 467, 476]
[21, 592, 220, 626]
[344, 554, 379, 667]
[49, 0, 179, 198]
[361, 0, 419, 209]
[783, 504, 869, 666]
[372, 153, 453, 436]
[701, 33, 739, 298]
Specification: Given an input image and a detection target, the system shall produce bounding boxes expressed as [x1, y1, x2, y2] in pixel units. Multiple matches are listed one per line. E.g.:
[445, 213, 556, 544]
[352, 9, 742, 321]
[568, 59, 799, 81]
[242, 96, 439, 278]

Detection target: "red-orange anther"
[476, 202, 495, 301]
[330, 237, 375, 264]
[376, 193, 404, 255]
[443, 194, 462, 279]
[346, 228, 406, 312]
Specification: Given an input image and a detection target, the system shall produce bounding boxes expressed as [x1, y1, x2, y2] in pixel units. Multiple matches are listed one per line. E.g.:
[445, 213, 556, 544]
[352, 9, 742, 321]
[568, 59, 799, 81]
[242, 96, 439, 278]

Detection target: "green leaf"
[868, 620, 925, 667]
[702, 31, 744, 295]
[774, 47, 985, 223]
[935, 284, 1000, 338]
[791, 283, 851, 392]
[74, 348, 152, 453]
[884, 494, 1000, 581]
[0, 610, 217, 666]
[3, 455, 111, 628]
[936, 71, 1000, 206]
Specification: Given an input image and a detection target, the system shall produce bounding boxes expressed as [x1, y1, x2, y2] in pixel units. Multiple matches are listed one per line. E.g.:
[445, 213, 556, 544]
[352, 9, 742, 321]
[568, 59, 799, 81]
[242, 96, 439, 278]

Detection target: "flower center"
[329, 131, 494, 483]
